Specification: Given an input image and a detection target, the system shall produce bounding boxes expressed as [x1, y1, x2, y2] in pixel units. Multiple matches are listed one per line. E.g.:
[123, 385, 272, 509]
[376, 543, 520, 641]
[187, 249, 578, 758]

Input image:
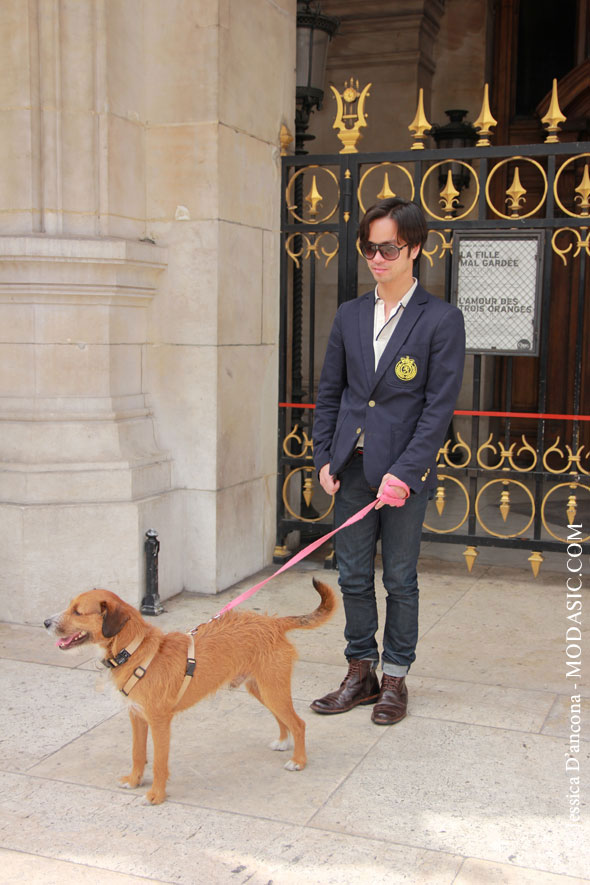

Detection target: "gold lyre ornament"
[330, 78, 371, 154]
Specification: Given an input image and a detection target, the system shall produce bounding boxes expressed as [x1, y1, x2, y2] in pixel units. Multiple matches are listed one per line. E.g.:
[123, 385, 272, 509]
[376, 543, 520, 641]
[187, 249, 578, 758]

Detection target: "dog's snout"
[44, 614, 60, 632]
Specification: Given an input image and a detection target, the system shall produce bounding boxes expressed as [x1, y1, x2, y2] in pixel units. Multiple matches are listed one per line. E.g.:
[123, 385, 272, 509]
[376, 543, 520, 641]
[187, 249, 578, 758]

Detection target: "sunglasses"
[360, 241, 409, 261]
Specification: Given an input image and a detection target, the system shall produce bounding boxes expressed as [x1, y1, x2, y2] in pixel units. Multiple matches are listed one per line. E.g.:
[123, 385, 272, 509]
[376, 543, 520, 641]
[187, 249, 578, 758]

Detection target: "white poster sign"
[451, 232, 544, 355]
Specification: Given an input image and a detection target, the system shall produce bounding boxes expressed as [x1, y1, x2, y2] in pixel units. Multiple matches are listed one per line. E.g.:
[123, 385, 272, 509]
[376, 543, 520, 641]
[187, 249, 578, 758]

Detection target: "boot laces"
[341, 659, 368, 685]
[382, 674, 404, 690]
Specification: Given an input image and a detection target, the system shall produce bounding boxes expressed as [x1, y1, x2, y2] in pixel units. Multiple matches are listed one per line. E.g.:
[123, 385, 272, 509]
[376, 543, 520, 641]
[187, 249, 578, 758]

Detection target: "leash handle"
[378, 476, 410, 507]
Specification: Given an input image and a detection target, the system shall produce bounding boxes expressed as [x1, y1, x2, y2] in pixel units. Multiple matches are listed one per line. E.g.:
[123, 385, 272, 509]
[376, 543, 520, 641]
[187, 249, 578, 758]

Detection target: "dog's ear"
[101, 600, 129, 638]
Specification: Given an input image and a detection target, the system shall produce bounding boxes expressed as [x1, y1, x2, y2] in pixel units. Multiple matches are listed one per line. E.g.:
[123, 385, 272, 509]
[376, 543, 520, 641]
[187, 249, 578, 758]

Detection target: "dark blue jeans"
[334, 453, 429, 676]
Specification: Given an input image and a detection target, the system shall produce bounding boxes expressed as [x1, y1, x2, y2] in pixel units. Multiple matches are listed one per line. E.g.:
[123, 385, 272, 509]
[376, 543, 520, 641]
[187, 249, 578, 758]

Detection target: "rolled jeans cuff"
[347, 655, 378, 667]
[382, 661, 409, 677]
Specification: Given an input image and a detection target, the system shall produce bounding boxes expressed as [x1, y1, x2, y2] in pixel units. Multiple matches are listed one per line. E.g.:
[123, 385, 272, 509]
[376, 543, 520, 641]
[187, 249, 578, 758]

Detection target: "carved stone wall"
[0, 0, 295, 620]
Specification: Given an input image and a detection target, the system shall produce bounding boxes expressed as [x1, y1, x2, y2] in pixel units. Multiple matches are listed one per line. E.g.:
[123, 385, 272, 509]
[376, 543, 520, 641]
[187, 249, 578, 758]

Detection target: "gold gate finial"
[566, 494, 578, 524]
[463, 546, 478, 572]
[304, 175, 323, 217]
[499, 485, 511, 521]
[473, 83, 497, 146]
[528, 552, 544, 578]
[330, 78, 371, 154]
[506, 166, 527, 216]
[408, 88, 431, 150]
[439, 170, 461, 217]
[574, 164, 590, 216]
[279, 124, 294, 156]
[377, 173, 396, 201]
[541, 79, 566, 143]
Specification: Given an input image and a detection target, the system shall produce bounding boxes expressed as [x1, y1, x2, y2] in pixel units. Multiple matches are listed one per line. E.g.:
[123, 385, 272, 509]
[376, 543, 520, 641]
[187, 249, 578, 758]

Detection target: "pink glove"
[377, 476, 410, 508]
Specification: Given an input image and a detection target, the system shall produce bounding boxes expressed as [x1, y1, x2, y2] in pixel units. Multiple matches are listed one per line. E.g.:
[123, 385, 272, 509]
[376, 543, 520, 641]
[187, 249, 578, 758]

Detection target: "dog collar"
[102, 635, 144, 669]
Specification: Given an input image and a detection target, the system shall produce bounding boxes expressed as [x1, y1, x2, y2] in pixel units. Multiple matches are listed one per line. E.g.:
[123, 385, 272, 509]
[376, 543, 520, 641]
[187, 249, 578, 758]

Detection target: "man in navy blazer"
[311, 197, 465, 725]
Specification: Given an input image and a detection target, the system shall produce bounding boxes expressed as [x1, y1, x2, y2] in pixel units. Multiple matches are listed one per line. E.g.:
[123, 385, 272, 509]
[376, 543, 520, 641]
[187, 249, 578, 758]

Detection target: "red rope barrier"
[278, 402, 590, 421]
[454, 410, 590, 421]
[279, 402, 316, 408]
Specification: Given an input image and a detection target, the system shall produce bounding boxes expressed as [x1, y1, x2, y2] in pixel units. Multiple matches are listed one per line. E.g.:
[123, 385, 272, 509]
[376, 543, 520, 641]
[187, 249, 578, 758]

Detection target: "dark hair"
[359, 198, 428, 253]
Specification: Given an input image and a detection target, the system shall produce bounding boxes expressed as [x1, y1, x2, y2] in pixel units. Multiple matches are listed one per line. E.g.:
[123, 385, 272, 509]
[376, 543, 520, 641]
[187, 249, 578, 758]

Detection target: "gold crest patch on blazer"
[395, 356, 418, 381]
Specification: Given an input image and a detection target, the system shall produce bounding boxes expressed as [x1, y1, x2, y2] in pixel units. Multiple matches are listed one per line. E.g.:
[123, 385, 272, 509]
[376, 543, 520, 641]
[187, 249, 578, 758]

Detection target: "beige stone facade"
[1, 0, 295, 621]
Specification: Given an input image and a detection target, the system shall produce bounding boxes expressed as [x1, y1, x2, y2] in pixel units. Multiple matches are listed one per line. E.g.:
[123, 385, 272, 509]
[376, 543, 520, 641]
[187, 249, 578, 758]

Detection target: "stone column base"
[0, 236, 180, 622]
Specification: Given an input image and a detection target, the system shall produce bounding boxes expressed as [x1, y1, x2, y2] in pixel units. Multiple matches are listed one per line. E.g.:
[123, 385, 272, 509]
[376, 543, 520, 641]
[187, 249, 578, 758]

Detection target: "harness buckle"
[120, 665, 148, 697]
[102, 647, 131, 669]
[117, 649, 132, 665]
[185, 658, 196, 678]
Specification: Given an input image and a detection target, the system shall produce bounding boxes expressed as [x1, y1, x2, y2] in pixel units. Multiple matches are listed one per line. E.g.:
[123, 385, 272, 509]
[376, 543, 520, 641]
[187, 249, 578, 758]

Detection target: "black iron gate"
[275, 88, 590, 574]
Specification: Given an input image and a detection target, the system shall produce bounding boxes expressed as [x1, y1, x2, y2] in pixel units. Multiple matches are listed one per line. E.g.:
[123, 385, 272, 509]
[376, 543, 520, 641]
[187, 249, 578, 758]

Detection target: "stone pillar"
[0, 1, 171, 622]
[0, 0, 295, 619]
[0, 237, 178, 622]
[143, 0, 295, 594]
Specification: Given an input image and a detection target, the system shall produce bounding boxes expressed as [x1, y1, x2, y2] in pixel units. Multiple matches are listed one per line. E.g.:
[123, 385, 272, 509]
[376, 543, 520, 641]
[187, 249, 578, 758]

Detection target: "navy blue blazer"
[313, 284, 466, 492]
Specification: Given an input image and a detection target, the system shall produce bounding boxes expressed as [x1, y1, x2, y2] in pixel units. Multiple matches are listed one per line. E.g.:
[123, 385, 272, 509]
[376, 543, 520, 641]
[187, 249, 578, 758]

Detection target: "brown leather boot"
[371, 674, 408, 725]
[310, 659, 380, 714]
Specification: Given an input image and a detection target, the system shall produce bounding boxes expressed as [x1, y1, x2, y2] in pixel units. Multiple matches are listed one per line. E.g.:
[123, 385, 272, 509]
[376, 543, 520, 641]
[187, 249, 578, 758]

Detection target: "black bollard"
[140, 529, 165, 615]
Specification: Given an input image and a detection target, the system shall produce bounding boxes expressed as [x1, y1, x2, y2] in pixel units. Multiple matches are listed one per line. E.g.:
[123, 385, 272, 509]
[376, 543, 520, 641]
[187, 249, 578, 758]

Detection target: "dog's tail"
[277, 578, 337, 633]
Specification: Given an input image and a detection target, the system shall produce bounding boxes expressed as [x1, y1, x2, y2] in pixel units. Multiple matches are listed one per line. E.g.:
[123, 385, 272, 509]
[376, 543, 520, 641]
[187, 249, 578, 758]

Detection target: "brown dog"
[44, 578, 336, 804]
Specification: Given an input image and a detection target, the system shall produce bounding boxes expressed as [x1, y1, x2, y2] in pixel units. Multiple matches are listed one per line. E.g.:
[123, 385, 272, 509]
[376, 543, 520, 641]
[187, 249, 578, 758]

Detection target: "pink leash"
[205, 477, 410, 622]
[211, 499, 377, 620]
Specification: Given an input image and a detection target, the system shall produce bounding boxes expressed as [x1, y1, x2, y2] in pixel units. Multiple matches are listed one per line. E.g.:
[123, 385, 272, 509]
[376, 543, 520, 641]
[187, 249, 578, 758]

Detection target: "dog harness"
[102, 635, 196, 704]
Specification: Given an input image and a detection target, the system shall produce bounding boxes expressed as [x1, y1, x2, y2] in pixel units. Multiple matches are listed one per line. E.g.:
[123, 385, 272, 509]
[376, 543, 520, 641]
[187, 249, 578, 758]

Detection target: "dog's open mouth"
[56, 630, 89, 650]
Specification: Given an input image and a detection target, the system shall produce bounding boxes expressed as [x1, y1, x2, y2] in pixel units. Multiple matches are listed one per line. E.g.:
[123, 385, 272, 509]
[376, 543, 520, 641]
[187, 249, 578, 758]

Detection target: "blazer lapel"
[371, 285, 428, 390]
[358, 292, 376, 386]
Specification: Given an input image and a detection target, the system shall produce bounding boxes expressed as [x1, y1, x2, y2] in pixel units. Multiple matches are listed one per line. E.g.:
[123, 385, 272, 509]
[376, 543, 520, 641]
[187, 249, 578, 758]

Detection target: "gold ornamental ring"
[357, 163, 415, 214]
[485, 156, 547, 220]
[419, 160, 479, 221]
[285, 165, 340, 224]
[475, 478, 535, 538]
[422, 474, 470, 534]
[554, 153, 590, 218]
[281, 466, 335, 523]
[540, 482, 590, 542]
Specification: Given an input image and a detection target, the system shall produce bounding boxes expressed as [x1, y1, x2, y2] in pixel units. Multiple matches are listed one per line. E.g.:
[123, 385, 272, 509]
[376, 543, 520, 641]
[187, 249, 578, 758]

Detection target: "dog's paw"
[145, 788, 166, 805]
[119, 774, 143, 789]
[284, 759, 304, 771]
[270, 738, 291, 752]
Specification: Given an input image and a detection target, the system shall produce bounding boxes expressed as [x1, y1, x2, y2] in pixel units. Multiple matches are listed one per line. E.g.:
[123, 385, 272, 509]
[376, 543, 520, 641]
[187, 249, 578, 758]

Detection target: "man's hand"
[375, 473, 410, 510]
[319, 463, 340, 496]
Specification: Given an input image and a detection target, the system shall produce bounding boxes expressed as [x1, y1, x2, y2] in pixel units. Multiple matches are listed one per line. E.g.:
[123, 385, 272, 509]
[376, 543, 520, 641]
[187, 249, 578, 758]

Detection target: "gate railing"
[275, 81, 590, 575]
